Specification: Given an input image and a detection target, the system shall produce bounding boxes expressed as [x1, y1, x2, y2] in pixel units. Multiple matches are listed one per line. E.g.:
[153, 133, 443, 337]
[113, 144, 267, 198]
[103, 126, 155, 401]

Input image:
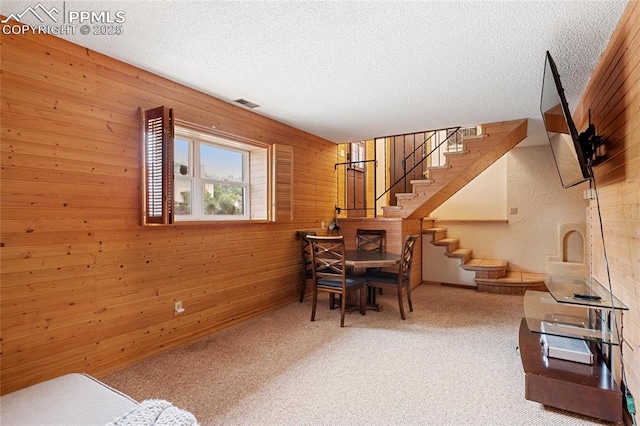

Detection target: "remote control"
[573, 293, 602, 300]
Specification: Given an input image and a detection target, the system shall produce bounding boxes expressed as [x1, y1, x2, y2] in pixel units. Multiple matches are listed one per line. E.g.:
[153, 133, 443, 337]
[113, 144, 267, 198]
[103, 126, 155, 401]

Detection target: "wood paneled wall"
[573, 1, 640, 400]
[0, 29, 339, 394]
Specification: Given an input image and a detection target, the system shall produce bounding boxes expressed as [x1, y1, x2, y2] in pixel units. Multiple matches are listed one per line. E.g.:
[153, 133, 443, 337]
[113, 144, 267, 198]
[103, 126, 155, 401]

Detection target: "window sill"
[143, 219, 271, 227]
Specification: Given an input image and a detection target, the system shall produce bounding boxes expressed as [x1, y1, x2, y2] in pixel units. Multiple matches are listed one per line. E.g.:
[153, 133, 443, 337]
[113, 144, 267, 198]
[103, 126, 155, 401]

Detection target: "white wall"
[423, 144, 588, 285]
[431, 155, 507, 220]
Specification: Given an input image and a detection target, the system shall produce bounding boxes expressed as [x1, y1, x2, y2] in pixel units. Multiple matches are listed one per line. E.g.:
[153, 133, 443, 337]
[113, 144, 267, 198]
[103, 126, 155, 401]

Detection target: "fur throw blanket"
[106, 399, 199, 426]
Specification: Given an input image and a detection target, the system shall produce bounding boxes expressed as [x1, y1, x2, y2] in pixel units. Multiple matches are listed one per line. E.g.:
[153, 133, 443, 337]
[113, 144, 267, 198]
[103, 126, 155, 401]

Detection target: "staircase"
[375, 118, 543, 293]
[422, 218, 546, 294]
[344, 118, 543, 293]
[383, 119, 528, 220]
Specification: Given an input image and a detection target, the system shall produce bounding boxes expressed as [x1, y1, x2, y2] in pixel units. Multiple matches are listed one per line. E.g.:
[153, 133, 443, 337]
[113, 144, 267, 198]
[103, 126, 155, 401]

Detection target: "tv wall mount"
[580, 110, 606, 166]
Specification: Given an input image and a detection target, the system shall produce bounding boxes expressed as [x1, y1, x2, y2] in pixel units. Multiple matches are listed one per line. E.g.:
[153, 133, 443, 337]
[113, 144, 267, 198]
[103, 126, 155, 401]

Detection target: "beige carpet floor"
[103, 284, 614, 425]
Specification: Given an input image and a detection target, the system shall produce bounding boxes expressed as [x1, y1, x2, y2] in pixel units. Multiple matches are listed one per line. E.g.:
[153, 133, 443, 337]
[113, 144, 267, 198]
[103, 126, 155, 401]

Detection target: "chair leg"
[406, 283, 414, 312]
[299, 273, 306, 303]
[360, 286, 366, 316]
[311, 288, 318, 321]
[340, 291, 346, 327]
[329, 294, 337, 309]
[329, 294, 343, 309]
[397, 286, 406, 320]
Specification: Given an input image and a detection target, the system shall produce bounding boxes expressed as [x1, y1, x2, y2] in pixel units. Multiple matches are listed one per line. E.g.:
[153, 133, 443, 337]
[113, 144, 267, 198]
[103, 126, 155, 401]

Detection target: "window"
[446, 126, 478, 152]
[140, 106, 291, 225]
[174, 129, 251, 220]
[349, 142, 365, 170]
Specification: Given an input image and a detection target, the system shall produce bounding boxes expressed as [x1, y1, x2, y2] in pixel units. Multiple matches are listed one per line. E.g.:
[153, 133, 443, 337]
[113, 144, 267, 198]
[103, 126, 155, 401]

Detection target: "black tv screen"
[540, 51, 592, 188]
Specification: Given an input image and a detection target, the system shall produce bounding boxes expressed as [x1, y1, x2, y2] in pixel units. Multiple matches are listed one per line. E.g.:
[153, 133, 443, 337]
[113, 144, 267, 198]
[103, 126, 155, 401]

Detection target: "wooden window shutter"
[272, 144, 294, 222]
[140, 106, 174, 225]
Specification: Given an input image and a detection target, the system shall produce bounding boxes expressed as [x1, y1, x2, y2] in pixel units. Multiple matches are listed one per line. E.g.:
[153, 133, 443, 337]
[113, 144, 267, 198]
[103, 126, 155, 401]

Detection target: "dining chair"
[307, 236, 367, 327]
[296, 230, 317, 303]
[363, 234, 420, 320]
[357, 229, 387, 296]
[356, 229, 386, 252]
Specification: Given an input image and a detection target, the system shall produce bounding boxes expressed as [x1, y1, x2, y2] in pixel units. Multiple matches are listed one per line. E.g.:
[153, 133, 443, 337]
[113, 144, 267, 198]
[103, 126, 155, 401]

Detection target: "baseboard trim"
[422, 280, 477, 289]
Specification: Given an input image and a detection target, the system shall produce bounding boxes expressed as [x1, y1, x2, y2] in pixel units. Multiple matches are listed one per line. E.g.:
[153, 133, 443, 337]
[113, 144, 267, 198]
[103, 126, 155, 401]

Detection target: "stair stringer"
[383, 119, 528, 219]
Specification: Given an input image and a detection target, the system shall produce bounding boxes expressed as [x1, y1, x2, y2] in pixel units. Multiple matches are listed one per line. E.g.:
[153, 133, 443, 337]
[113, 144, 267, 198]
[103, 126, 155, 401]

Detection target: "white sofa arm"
[0, 373, 138, 426]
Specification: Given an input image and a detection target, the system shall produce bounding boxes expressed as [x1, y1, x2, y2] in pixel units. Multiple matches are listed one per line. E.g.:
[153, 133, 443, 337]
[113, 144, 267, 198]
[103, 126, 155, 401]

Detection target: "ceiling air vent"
[233, 98, 260, 109]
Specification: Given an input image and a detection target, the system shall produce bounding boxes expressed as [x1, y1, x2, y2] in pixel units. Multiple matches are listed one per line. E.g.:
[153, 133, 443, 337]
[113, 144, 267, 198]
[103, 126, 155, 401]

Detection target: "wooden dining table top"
[344, 250, 401, 268]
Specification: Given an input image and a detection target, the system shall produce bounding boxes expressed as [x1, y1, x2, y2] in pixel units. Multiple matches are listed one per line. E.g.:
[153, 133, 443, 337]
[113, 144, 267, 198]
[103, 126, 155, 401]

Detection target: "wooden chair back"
[364, 234, 420, 320]
[306, 235, 366, 326]
[308, 236, 347, 285]
[356, 229, 386, 252]
[399, 235, 420, 280]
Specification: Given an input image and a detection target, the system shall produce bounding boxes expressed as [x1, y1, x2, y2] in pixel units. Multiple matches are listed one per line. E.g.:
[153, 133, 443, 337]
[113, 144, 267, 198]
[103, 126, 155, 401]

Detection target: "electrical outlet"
[510, 207, 518, 215]
[174, 300, 185, 315]
[584, 189, 596, 200]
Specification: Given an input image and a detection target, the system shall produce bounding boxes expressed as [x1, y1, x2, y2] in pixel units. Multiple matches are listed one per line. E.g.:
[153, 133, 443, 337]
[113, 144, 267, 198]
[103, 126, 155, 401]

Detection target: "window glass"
[201, 144, 243, 182]
[174, 180, 192, 216]
[174, 138, 191, 175]
[203, 184, 245, 216]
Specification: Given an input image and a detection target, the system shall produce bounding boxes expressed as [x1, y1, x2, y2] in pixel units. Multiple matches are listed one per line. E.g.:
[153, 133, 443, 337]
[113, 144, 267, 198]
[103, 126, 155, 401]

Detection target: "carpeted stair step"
[462, 258, 507, 279]
[443, 149, 470, 158]
[381, 206, 403, 217]
[432, 237, 459, 252]
[475, 271, 547, 295]
[423, 227, 447, 240]
[445, 248, 473, 263]
[410, 179, 435, 195]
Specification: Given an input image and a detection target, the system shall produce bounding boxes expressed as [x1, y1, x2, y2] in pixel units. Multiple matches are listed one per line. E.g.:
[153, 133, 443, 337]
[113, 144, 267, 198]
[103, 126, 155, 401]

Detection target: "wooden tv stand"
[519, 318, 622, 422]
[519, 279, 627, 423]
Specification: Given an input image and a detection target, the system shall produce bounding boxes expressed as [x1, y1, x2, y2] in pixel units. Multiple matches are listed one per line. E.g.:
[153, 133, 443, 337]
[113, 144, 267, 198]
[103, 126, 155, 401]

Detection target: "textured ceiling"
[1, 0, 628, 144]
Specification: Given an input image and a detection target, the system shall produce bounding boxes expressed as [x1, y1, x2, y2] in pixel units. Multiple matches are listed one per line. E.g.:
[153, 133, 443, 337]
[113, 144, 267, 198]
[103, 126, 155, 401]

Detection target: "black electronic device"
[573, 293, 602, 301]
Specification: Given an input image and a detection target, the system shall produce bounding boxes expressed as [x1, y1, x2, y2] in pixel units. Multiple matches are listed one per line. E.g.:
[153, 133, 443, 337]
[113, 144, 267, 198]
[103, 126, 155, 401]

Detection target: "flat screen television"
[540, 50, 593, 188]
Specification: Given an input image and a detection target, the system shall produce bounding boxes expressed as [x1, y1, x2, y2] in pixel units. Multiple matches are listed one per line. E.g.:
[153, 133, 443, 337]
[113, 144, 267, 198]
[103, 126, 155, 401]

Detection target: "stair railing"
[335, 126, 471, 217]
[376, 127, 462, 204]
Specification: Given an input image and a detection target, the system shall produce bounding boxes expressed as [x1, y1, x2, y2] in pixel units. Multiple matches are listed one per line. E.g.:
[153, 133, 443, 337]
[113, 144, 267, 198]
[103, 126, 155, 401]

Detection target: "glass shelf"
[545, 276, 629, 311]
[523, 290, 624, 346]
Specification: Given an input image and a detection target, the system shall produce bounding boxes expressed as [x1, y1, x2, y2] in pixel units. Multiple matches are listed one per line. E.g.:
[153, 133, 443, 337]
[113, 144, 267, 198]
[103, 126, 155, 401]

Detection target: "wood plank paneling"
[0, 27, 337, 394]
[574, 0, 640, 405]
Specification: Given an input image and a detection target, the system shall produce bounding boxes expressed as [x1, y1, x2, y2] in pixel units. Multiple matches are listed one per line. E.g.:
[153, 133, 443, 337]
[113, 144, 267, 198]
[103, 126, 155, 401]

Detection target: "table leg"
[345, 287, 381, 312]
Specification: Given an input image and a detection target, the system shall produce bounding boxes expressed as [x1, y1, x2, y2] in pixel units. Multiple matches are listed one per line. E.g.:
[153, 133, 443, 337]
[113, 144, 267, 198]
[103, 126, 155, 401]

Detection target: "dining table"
[344, 250, 401, 269]
[343, 249, 401, 311]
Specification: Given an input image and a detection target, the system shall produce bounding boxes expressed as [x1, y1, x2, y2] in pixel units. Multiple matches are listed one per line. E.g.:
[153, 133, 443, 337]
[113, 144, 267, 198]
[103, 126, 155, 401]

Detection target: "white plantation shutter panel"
[272, 144, 294, 222]
[140, 106, 174, 225]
